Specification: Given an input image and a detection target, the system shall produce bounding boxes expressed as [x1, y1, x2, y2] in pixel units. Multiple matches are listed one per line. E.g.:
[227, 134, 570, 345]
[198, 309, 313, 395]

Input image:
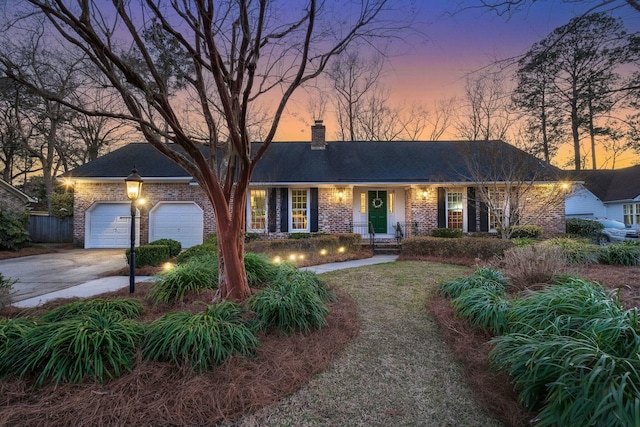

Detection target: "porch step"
[361, 241, 402, 255]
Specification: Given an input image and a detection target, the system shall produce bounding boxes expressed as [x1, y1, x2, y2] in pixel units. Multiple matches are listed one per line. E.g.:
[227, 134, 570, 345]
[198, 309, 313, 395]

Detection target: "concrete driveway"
[0, 249, 128, 302]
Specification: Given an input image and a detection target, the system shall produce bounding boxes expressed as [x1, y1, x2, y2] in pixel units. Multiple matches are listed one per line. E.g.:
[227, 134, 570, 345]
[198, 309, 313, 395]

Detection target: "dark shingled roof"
[66, 140, 563, 184]
[569, 165, 640, 202]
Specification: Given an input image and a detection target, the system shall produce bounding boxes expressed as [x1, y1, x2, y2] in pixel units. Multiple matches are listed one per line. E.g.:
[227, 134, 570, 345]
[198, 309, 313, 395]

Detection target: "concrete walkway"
[12, 255, 398, 308]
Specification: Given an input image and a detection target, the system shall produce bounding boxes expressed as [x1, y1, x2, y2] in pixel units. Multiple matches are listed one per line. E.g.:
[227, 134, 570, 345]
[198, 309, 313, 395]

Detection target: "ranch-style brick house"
[65, 123, 567, 249]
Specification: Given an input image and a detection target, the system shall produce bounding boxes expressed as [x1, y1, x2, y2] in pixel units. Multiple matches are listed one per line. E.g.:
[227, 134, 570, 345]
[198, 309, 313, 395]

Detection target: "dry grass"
[498, 245, 567, 290]
[222, 261, 505, 427]
[10, 256, 635, 426]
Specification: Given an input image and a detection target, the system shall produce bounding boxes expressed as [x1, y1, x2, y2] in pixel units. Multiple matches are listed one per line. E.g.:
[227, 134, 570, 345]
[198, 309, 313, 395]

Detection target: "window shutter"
[467, 187, 477, 232]
[480, 198, 489, 232]
[280, 188, 288, 232]
[437, 187, 446, 228]
[268, 188, 277, 232]
[310, 188, 319, 232]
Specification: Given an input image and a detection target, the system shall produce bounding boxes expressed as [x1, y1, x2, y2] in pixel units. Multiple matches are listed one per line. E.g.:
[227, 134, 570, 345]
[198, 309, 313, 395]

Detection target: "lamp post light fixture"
[125, 168, 143, 294]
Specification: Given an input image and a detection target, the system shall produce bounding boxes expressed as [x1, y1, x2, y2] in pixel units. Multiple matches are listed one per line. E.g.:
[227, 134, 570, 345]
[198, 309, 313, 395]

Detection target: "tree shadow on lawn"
[0, 286, 358, 427]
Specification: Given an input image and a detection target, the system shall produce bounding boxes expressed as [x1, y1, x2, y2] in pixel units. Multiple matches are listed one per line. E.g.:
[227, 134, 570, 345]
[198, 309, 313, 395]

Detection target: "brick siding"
[0, 185, 30, 213]
[73, 182, 565, 246]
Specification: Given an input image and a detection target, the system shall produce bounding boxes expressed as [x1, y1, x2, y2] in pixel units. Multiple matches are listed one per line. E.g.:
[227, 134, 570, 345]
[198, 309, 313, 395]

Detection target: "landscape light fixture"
[125, 168, 143, 294]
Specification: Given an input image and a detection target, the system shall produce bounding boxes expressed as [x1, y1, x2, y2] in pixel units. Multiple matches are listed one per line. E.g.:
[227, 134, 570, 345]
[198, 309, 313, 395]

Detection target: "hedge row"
[402, 236, 514, 259]
[246, 233, 361, 255]
[126, 238, 181, 267]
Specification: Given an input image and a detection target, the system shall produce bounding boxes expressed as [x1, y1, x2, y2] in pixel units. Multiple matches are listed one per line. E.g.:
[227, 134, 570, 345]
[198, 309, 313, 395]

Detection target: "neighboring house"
[566, 165, 640, 227]
[65, 123, 567, 248]
[0, 178, 35, 213]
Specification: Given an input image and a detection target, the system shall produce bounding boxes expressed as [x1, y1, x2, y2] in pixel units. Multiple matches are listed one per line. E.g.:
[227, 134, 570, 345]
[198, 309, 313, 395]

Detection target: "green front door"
[368, 191, 387, 233]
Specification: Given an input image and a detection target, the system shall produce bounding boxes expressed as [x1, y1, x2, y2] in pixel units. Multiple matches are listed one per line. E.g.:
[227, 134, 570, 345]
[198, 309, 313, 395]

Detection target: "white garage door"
[149, 202, 203, 249]
[86, 203, 138, 249]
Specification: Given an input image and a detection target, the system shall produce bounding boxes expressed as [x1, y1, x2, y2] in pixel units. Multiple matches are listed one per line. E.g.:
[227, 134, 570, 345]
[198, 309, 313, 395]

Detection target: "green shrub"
[508, 225, 542, 239]
[511, 238, 534, 247]
[243, 252, 278, 287]
[245, 232, 263, 243]
[402, 236, 514, 259]
[248, 270, 329, 334]
[148, 256, 217, 305]
[0, 210, 30, 250]
[126, 244, 170, 267]
[491, 325, 640, 426]
[204, 233, 218, 245]
[288, 233, 311, 239]
[246, 233, 361, 258]
[175, 243, 217, 264]
[534, 335, 640, 427]
[39, 298, 144, 322]
[598, 241, 640, 266]
[505, 277, 621, 336]
[50, 192, 74, 219]
[0, 273, 16, 310]
[490, 276, 640, 425]
[272, 262, 336, 302]
[438, 267, 508, 299]
[142, 302, 258, 372]
[500, 244, 566, 289]
[566, 218, 603, 238]
[431, 228, 463, 238]
[542, 237, 600, 265]
[452, 287, 510, 334]
[0, 318, 38, 356]
[2, 311, 143, 386]
[148, 238, 182, 257]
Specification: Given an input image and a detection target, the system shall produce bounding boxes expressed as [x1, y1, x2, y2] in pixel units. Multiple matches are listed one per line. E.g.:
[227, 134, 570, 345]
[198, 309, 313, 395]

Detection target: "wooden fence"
[28, 215, 73, 243]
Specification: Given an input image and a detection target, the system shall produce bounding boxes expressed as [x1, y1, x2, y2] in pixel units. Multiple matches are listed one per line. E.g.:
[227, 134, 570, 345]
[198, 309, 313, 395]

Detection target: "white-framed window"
[360, 193, 366, 213]
[488, 188, 518, 231]
[290, 189, 309, 232]
[388, 192, 395, 213]
[247, 189, 267, 232]
[447, 190, 464, 230]
[623, 203, 640, 226]
[489, 188, 506, 231]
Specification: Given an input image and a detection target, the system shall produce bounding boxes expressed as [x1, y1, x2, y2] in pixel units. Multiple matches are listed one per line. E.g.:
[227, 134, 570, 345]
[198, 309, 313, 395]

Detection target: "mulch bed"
[427, 262, 640, 427]
[0, 286, 358, 427]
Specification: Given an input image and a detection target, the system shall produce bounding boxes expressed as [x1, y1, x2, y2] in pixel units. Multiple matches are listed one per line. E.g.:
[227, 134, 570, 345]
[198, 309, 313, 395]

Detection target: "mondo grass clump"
[248, 266, 330, 334]
[272, 262, 336, 302]
[1, 311, 143, 386]
[489, 275, 640, 426]
[148, 255, 218, 305]
[542, 237, 600, 265]
[39, 298, 144, 322]
[505, 277, 624, 336]
[0, 317, 38, 354]
[451, 287, 510, 335]
[598, 241, 640, 266]
[243, 252, 278, 287]
[142, 301, 258, 372]
[438, 267, 508, 299]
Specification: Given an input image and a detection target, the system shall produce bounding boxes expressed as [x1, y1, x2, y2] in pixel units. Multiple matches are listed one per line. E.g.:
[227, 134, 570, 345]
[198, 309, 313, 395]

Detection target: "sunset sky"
[275, 0, 640, 168]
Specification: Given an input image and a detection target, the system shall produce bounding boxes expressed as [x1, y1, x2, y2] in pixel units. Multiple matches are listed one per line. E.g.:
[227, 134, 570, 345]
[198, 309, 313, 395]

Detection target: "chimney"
[311, 120, 326, 150]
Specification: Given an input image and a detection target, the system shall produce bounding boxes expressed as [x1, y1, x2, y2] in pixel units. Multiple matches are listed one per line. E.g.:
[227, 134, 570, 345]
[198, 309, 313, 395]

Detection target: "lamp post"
[125, 168, 143, 294]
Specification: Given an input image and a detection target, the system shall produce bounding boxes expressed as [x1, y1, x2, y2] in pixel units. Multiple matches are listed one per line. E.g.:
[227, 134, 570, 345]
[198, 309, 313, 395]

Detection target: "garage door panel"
[87, 203, 137, 249]
[150, 203, 203, 249]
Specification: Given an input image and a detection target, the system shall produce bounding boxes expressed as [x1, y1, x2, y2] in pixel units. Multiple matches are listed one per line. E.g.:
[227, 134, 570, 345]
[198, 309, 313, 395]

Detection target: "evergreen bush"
[0, 210, 30, 250]
[148, 238, 182, 257]
[126, 244, 170, 267]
